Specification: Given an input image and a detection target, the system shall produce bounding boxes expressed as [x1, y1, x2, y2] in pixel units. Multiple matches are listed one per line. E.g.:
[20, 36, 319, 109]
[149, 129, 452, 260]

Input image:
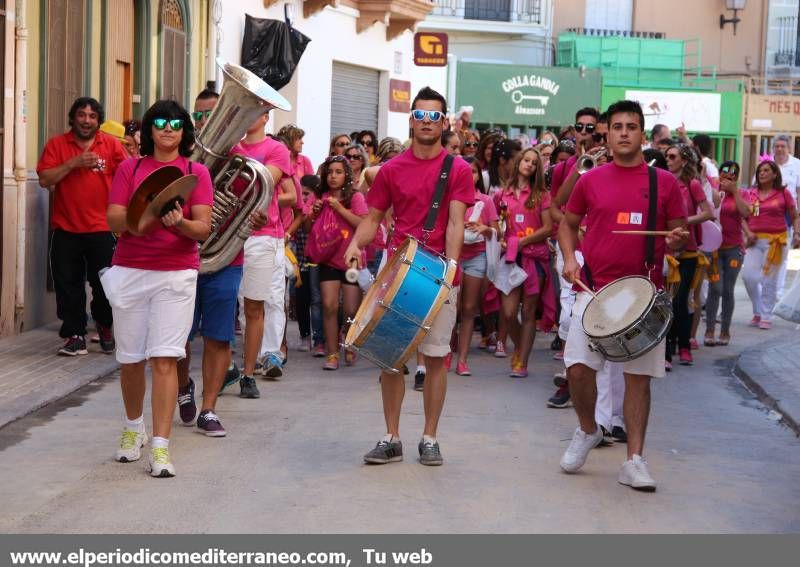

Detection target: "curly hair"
[139, 100, 195, 158]
[671, 143, 701, 187]
[376, 137, 403, 162]
[276, 124, 305, 150]
[69, 97, 105, 126]
[318, 155, 356, 208]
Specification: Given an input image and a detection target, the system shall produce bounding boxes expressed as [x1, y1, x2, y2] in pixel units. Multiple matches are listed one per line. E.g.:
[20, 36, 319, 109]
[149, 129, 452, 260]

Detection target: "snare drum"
[581, 276, 673, 362]
[344, 237, 456, 374]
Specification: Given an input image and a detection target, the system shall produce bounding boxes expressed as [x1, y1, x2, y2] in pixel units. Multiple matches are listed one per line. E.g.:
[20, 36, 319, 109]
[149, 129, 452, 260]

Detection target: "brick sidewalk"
[0, 323, 119, 428]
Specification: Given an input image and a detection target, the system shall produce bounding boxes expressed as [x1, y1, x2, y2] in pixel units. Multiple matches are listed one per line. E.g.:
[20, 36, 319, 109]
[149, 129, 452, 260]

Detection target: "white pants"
[741, 238, 787, 322]
[555, 244, 584, 341]
[595, 362, 625, 431]
[100, 266, 197, 363]
[238, 235, 286, 357]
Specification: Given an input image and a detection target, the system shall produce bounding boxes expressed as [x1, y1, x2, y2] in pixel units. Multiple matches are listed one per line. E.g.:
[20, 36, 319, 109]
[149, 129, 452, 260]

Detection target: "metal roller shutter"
[330, 62, 380, 137]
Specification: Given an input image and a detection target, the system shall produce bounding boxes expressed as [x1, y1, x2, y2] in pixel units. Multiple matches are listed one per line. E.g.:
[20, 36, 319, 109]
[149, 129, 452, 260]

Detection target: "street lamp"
[720, 0, 747, 35]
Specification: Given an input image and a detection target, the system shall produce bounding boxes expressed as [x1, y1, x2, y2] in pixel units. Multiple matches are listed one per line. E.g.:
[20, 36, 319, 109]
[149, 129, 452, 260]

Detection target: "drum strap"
[646, 166, 658, 269]
[422, 154, 455, 242]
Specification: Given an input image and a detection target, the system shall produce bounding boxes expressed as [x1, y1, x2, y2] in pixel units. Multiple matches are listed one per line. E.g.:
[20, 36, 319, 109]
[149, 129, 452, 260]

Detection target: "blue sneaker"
[263, 353, 283, 380]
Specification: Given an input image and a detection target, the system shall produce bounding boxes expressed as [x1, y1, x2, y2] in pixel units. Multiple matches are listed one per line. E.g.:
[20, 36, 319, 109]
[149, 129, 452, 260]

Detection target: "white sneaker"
[115, 428, 148, 463]
[618, 454, 656, 492]
[147, 447, 176, 478]
[560, 427, 603, 473]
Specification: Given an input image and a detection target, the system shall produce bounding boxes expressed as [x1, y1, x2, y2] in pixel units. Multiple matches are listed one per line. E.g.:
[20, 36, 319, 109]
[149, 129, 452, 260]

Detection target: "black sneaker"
[97, 324, 115, 354]
[177, 378, 197, 425]
[363, 438, 403, 464]
[418, 439, 443, 466]
[219, 362, 240, 394]
[239, 375, 260, 399]
[196, 410, 226, 437]
[546, 385, 572, 408]
[58, 335, 88, 356]
[599, 425, 614, 447]
[611, 425, 628, 443]
[414, 370, 425, 391]
[550, 336, 564, 351]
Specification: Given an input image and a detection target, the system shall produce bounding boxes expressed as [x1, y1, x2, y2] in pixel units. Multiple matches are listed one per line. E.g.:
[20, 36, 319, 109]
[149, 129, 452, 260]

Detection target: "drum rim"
[581, 275, 658, 340]
[345, 238, 417, 350]
[343, 236, 457, 372]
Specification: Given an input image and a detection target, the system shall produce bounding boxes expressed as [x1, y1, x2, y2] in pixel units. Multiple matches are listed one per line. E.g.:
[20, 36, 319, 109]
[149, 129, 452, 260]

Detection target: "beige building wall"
[553, 0, 768, 76]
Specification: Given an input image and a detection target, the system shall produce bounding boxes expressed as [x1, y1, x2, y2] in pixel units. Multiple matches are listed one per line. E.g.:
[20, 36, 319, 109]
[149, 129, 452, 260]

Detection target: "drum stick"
[345, 259, 359, 284]
[574, 278, 598, 299]
[611, 230, 672, 236]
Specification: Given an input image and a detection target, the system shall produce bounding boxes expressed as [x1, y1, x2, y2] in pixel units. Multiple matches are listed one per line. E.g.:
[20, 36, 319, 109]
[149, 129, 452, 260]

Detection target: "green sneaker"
[147, 447, 176, 478]
[115, 428, 147, 463]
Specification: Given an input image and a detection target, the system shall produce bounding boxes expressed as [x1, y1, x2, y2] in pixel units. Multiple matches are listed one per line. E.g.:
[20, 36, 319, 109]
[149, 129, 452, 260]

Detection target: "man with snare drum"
[344, 87, 473, 466]
[558, 100, 688, 491]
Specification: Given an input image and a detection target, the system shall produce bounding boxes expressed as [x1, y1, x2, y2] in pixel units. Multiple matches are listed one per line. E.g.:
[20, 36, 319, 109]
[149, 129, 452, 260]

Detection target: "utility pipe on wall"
[14, 0, 28, 330]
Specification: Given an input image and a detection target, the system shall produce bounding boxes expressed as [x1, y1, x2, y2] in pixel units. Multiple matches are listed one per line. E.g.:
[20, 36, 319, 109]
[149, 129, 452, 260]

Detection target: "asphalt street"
[1, 294, 799, 533]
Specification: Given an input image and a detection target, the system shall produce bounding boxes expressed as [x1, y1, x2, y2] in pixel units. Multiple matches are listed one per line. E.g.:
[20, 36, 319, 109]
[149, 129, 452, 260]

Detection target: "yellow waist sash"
[754, 232, 787, 276]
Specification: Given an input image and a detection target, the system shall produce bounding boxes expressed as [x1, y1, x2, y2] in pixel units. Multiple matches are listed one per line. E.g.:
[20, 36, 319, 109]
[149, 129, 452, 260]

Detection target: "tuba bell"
[192, 58, 292, 274]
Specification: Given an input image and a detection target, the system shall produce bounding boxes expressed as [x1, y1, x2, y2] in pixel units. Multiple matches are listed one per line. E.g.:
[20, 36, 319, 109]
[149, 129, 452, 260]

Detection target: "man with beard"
[37, 97, 127, 356]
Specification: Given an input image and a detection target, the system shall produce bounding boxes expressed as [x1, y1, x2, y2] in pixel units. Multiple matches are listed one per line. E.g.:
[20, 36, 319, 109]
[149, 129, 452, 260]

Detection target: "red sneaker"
[456, 361, 471, 376]
[679, 348, 693, 366]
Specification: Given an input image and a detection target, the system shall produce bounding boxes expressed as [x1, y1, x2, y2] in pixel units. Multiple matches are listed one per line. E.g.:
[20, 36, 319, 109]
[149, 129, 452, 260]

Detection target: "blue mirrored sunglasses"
[410, 109, 443, 122]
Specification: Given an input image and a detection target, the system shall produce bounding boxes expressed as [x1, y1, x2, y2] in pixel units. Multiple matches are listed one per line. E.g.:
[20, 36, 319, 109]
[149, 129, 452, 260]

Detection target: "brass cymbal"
[126, 166, 198, 235]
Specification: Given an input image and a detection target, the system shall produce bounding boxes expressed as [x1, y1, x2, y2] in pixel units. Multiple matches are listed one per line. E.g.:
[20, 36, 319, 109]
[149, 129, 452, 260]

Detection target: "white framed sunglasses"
[410, 109, 444, 122]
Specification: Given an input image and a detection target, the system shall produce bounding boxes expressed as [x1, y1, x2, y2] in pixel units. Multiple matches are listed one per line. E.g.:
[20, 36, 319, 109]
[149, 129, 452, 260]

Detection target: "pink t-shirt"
[566, 162, 687, 290]
[309, 190, 369, 271]
[232, 137, 293, 238]
[678, 178, 707, 252]
[110, 156, 214, 271]
[496, 185, 551, 259]
[549, 154, 578, 199]
[719, 193, 745, 248]
[744, 188, 795, 234]
[367, 149, 474, 256]
[462, 192, 499, 261]
[294, 154, 314, 179]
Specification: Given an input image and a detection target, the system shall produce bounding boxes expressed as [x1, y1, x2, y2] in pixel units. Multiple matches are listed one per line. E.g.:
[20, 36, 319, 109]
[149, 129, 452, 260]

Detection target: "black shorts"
[318, 263, 358, 286]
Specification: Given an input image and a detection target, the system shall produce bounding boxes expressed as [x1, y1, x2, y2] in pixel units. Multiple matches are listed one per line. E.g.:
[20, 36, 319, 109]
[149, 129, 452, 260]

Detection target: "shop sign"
[414, 33, 448, 67]
[625, 89, 721, 133]
[456, 63, 601, 126]
[389, 79, 411, 113]
[746, 95, 800, 131]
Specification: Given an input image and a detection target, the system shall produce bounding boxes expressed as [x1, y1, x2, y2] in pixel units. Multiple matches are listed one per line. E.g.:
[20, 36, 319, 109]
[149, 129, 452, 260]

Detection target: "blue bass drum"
[344, 237, 456, 374]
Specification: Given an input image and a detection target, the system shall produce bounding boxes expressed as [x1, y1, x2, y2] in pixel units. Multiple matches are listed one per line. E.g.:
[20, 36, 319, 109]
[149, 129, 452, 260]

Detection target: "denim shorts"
[190, 264, 243, 343]
[461, 252, 487, 279]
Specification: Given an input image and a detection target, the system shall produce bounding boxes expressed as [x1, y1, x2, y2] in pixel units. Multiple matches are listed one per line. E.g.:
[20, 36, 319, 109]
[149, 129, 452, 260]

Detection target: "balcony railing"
[431, 0, 543, 25]
[773, 16, 800, 68]
[565, 27, 664, 39]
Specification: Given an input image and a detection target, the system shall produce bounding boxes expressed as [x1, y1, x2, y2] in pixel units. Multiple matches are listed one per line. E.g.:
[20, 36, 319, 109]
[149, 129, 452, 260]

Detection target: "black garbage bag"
[240, 13, 311, 91]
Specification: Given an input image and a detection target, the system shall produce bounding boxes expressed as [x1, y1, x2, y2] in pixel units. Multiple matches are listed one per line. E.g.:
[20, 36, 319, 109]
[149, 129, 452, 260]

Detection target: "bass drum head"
[583, 276, 655, 338]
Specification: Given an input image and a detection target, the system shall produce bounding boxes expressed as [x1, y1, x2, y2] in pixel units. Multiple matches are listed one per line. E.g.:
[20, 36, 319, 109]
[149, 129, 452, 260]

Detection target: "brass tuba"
[193, 58, 292, 274]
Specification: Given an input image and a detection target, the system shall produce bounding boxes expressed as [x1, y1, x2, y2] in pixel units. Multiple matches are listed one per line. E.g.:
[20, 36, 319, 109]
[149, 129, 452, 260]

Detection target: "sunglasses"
[666, 153, 680, 160]
[346, 154, 363, 161]
[464, 141, 479, 148]
[411, 109, 444, 122]
[335, 141, 350, 148]
[359, 139, 374, 147]
[720, 165, 740, 175]
[191, 110, 212, 121]
[574, 123, 596, 134]
[153, 118, 184, 131]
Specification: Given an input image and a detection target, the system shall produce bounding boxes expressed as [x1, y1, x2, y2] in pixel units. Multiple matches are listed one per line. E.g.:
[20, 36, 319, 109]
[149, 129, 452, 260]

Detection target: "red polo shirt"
[37, 130, 127, 233]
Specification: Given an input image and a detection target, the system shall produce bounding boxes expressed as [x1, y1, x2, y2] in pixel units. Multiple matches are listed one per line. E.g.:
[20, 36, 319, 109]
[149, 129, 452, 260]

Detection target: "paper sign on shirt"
[630, 212, 643, 225]
[515, 214, 525, 223]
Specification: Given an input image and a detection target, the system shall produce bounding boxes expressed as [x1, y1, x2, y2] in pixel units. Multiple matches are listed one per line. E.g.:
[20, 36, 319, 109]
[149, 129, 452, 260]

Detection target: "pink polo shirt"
[744, 188, 795, 234]
[109, 156, 214, 271]
[496, 185, 551, 259]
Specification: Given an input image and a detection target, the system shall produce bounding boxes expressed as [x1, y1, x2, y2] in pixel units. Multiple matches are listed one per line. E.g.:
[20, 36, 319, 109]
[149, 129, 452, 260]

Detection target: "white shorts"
[564, 292, 666, 378]
[419, 286, 459, 358]
[100, 266, 197, 363]
[240, 235, 285, 301]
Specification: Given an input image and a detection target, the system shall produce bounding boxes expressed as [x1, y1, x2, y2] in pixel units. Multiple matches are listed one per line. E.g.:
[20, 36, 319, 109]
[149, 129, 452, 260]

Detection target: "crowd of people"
[36, 84, 799, 489]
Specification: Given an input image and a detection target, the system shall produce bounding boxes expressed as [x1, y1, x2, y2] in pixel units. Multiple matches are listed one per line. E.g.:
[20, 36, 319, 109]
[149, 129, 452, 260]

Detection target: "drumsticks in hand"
[611, 230, 671, 236]
[574, 278, 598, 299]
